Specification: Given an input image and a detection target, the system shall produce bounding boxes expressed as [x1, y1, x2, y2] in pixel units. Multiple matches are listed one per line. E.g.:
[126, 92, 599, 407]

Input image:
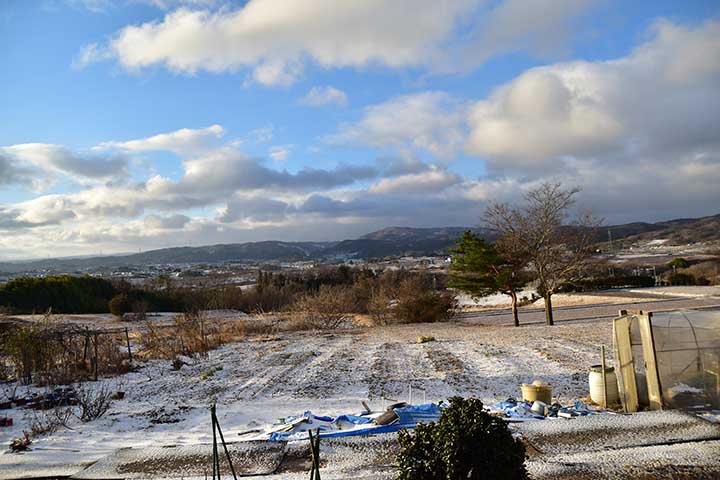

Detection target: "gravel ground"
[515, 410, 720, 455]
[526, 440, 720, 479]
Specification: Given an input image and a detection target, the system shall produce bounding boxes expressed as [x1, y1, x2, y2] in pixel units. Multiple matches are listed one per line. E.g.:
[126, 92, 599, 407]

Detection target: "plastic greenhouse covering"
[651, 310, 720, 409]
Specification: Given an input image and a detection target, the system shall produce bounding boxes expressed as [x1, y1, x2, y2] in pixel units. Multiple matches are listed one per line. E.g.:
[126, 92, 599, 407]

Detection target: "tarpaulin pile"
[489, 398, 601, 421]
[265, 403, 442, 441]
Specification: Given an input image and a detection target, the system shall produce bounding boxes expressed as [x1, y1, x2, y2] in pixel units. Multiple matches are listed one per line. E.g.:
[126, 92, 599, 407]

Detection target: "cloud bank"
[75, 0, 598, 85]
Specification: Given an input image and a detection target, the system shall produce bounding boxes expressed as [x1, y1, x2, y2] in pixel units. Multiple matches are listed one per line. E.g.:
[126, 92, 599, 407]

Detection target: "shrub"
[667, 273, 696, 286]
[288, 285, 356, 330]
[396, 397, 527, 480]
[74, 381, 114, 422]
[679, 260, 720, 285]
[108, 294, 132, 318]
[560, 275, 655, 292]
[394, 289, 456, 324]
[0, 316, 131, 385]
[367, 289, 395, 326]
[668, 258, 690, 269]
[137, 312, 242, 360]
[31, 406, 73, 435]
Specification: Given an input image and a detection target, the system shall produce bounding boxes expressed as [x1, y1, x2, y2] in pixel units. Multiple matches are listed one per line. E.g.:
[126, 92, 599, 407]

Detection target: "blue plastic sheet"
[268, 403, 442, 441]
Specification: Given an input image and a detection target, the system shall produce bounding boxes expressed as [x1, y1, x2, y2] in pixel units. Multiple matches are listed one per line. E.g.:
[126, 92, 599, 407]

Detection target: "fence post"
[83, 327, 89, 369]
[125, 328, 132, 364]
[93, 332, 99, 381]
[200, 316, 206, 356]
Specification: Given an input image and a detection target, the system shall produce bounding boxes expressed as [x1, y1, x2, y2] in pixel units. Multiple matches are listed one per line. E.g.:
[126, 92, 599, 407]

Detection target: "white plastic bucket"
[589, 365, 619, 406]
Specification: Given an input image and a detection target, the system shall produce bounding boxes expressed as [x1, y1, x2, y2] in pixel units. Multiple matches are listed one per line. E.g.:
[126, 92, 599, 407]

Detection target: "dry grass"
[136, 312, 255, 359]
[680, 260, 720, 285]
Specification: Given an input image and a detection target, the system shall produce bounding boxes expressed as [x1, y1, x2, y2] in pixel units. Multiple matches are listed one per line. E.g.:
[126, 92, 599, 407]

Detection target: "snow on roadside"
[455, 288, 537, 308]
[624, 286, 720, 298]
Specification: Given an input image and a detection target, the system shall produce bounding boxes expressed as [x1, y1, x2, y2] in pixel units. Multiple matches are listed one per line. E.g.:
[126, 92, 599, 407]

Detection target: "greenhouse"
[614, 309, 720, 412]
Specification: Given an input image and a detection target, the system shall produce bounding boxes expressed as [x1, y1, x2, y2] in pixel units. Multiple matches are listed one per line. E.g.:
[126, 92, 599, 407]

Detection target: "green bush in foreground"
[396, 397, 527, 480]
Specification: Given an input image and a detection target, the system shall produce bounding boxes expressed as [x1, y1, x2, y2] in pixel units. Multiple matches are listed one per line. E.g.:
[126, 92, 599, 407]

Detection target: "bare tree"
[484, 182, 600, 326]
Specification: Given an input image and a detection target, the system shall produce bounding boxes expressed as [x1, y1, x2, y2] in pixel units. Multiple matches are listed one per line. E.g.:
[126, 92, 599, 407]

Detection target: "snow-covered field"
[0, 319, 612, 477]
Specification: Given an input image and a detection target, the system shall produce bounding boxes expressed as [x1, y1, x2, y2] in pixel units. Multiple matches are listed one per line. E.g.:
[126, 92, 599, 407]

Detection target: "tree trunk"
[510, 291, 519, 327]
[544, 292, 554, 326]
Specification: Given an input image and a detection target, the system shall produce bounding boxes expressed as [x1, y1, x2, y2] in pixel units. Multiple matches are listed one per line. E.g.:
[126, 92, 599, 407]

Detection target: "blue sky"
[1, 0, 719, 259]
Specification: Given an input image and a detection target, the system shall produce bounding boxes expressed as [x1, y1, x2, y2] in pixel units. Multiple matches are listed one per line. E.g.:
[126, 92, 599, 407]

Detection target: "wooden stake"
[600, 345, 608, 408]
[93, 332, 99, 381]
[638, 312, 663, 410]
[125, 328, 132, 364]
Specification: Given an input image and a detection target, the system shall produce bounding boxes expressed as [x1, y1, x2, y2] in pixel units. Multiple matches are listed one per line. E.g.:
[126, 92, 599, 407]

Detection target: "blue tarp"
[395, 403, 443, 426]
[268, 403, 442, 441]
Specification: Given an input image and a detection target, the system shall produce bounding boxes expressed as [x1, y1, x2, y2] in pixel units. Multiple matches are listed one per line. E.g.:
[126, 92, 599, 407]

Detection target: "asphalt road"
[457, 295, 720, 327]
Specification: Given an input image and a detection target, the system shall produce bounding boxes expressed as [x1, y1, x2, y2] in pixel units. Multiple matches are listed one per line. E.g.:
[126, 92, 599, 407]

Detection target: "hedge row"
[0, 276, 199, 314]
[560, 275, 655, 292]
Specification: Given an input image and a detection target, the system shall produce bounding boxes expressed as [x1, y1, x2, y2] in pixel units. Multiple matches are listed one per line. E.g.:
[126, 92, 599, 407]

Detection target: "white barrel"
[589, 365, 619, 406]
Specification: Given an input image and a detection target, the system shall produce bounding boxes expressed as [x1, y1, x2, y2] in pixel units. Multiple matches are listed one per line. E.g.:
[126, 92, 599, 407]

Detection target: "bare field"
[0, 320, 612, 477]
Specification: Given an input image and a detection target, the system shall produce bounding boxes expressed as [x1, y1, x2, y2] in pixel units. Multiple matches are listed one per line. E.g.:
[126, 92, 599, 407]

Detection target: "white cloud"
[299, 86, 348, 107]
[98, 124, 225, 155]
[465, 19, 720, 170]
[0, 154, 37, 187]
[369, 168, 461, 194]
[328, 92, 466, 159]
[247, 58, 304, 86]
[462, 0, 597, 67]
[13, 195, 79, 226]
[83, 1, 476, 82]
[65, 0, 113, 13]
[218, 194, 290, 223]
[247, 126, 274, 144]
[72, 42, 112, 69]
[1, 143, 128, 183]
[137, 0, 218, 10]
[0, 141, 380, 237]
[75, 0, 597, 85]
[269, 145, 291, 161]
[143, 213, 191, 230]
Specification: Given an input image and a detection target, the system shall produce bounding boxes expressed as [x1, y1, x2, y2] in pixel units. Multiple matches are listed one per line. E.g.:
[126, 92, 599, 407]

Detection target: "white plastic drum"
[589, 365, 619, 406]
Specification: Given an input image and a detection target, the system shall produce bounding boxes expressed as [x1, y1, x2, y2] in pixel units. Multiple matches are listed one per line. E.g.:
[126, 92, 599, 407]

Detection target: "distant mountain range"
[605, 214, 720, 245]
[1, 214, 718, 274]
